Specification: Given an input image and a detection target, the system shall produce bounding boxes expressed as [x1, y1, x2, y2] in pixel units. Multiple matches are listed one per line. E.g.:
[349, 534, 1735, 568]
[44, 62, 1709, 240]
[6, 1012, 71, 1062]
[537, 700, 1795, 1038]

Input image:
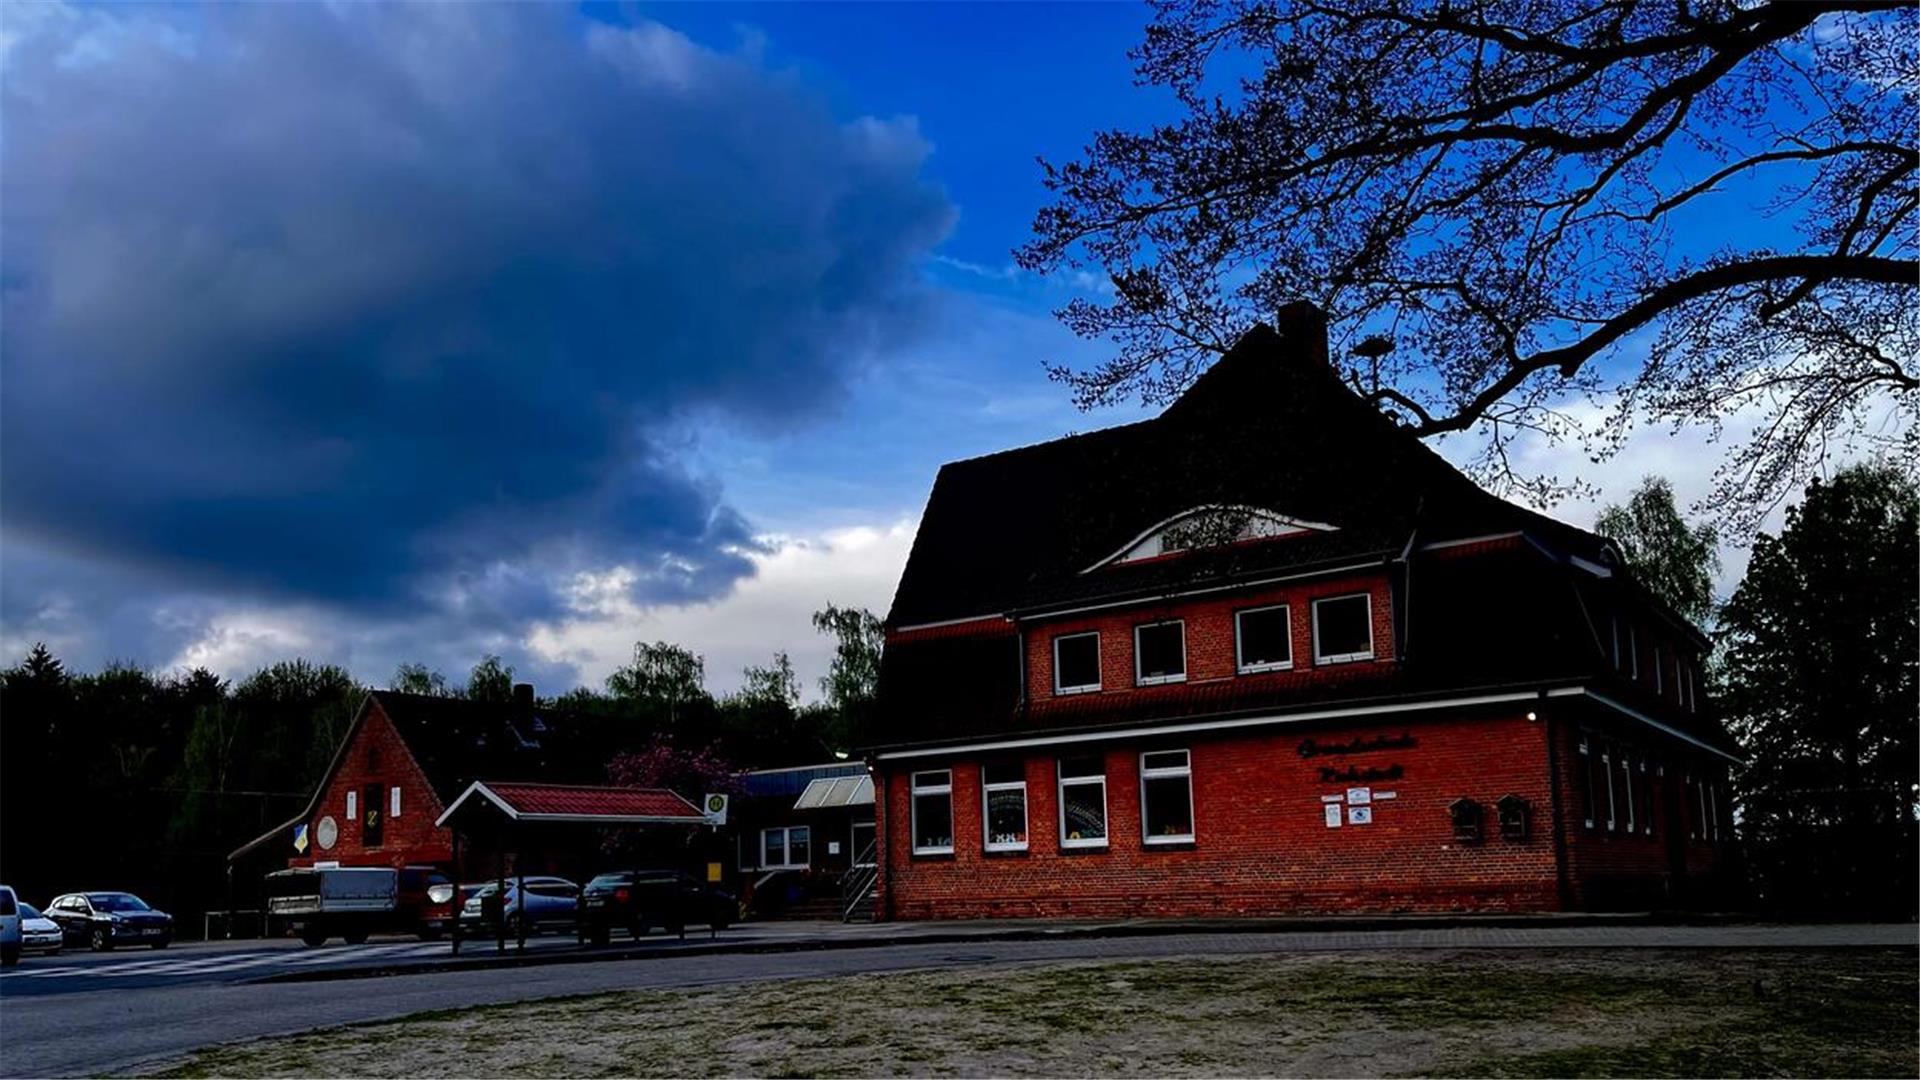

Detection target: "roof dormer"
[1084, 505, 1336, 572]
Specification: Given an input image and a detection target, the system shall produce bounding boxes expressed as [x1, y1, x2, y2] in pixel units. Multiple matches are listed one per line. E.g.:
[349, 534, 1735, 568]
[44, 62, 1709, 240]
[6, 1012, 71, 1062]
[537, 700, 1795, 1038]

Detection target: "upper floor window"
[1235, 605, 1293, 673]
[1053, 632, 1101, 695]
[1312, 594, 1374, 664]
[910, 770, 954, 856]
[1134, 621, 1187, 685]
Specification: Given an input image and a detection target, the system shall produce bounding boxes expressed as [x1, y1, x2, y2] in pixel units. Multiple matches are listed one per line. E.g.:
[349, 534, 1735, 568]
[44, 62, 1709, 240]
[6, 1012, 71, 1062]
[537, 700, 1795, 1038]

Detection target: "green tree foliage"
[1718, 464, 1918, 916]
[812, 604, 884, 750]
[606, 641, 708, 724]
[391, 662, 455, 697]
[1594, 477, 1721, 625]
[465, 654, 516, 704]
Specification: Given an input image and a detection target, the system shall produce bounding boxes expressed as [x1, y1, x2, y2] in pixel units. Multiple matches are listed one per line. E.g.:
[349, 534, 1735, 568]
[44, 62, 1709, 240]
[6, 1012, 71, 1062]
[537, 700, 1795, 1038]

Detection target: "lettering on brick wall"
[1318, 763, 1404, 784]
[1297, 732, 1416, 758]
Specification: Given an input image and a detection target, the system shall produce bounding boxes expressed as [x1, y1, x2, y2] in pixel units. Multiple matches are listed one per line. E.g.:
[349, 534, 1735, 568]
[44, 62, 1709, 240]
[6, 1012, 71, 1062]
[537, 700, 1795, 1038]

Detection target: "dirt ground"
[153, 948, 1918, 1078]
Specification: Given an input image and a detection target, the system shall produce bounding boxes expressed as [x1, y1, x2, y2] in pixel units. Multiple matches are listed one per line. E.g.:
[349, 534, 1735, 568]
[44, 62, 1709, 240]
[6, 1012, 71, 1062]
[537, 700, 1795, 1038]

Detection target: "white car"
[16, 902, 63, 956]
[0, 885, 19, 966]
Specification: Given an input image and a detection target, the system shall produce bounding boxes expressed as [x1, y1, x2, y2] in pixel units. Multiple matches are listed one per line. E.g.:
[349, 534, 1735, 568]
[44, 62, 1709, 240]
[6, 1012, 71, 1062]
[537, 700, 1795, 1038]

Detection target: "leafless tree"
[1018, 0, 1916, 527]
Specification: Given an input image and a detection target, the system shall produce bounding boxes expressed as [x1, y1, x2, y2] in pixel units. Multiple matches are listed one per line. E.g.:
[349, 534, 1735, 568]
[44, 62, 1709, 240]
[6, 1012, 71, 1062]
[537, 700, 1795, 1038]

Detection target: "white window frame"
[390, 786, 402, 819]
[1312, 593, 1375, 665]
[1133, 620, 1188, 686]
[1052, 632, 1102, 696]
[1234, 605, 1293, 674]
[1619, 750, 1636, 834]
[1601, 742, 1617, 831]
[910, 770, 954, 856]
[981, 766, 1029, 853]
[1057, 758, 1109, 850]
[346, 790, 357, 822]
[1610, 615, 1622, 669]
[1653, 643, 1664, 695]
[1628, 625, 1640, 679]
[760, 825, 812, 870]
[1578, 736, 1596, 828]
[1139, 749, 1195, 845]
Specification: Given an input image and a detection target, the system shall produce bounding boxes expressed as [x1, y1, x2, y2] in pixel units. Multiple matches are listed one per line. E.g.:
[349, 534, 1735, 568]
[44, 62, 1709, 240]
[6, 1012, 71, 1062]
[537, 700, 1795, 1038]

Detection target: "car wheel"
[89, 928, 112, 952]
[1, 945, 19, 967]
[709, 916, 731, 931]
[589, 924, 610, 947]
[342, 929, 370, 945]
[300, 929, 328, 947]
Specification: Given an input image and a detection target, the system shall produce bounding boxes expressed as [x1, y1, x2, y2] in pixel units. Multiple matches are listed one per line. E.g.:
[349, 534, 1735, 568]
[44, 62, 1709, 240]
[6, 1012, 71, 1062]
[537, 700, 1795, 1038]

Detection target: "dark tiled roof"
[480, 783, 704, 820]
[885, 319, 1608, 628]
[374, 691, 626, 806]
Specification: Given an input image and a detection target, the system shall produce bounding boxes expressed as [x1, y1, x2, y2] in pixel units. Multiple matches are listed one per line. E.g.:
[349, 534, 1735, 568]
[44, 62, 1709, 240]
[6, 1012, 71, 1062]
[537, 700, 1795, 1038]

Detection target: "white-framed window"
[1312, 594, 1374, 664]
[1134, 621, 1187, 685]
[1619, 751, 1636, 834]
[1578, 736, 1597, 828]
[910, 770, 954, 855]
[346, 790, 357, 822]
[1053, 632, 1101, 695]
[1139, 749, 1195, 844]
[981, 762, 1028, 852]
[1628, 624, 1640, 679]
[1601, 741, 1617, 831]
[1610, 615, 1622, 669]
[1234, 605, 1292, 673]
[389, 786, 402, 819]
[1057, 756, 1108, 849]
[760, 826, 812, 869]
[1653, 643, 1664, 695]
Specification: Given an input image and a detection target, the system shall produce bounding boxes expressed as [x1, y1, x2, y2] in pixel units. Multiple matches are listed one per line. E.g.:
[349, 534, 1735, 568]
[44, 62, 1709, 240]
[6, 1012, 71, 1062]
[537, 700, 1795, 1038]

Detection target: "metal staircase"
[839, 841, 879, 922]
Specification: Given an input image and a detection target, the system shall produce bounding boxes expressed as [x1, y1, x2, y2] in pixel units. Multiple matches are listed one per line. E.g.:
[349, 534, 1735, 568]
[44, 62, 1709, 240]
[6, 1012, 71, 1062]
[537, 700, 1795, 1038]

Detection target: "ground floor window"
[1140, 749, 1194, 844]
[982, 762, 1028, 852]
[911, 770, 954, 855]
[1058, 756, 1108, 848]
[761, 826, 811, 869]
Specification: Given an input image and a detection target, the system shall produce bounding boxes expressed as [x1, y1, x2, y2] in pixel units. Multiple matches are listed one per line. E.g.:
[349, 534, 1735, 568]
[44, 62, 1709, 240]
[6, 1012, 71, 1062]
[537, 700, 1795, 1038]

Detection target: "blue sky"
[0, 2, 1822, 696]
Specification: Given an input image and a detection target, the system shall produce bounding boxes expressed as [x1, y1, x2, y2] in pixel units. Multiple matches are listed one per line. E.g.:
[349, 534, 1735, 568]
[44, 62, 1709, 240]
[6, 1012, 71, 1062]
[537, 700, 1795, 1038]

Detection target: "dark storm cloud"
[0, 4, 953, 634]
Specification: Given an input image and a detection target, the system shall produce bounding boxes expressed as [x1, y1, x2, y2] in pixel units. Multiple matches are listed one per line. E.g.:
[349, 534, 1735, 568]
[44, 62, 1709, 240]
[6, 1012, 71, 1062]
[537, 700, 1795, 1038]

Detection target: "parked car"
[44, 892, 173, 950]
[0, 885, 20, 966]
[265, 865, 454, 946]
[458, 876, 579, 937]
[577, 869, 734, 945]
[17, 903, 64, 956]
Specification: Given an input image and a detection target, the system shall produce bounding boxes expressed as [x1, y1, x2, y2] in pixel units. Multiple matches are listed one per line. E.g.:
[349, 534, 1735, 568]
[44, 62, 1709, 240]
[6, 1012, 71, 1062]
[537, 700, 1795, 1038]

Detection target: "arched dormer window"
[1084, 505, 1335, 572]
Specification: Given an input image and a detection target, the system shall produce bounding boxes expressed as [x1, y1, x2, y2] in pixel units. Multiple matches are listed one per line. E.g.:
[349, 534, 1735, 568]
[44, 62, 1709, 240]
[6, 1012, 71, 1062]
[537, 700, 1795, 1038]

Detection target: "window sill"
[982, 847, 1029, 859]
[1135, 675, 1188, 687]
[1314, 653, 1375, 666]
[1142, 839, 1196, 852]
[1054, 685, 1101, 697]
[910, 849, 954, 861]
[1237, 662, 1293, 675]
[1059, 842, 1110, 855]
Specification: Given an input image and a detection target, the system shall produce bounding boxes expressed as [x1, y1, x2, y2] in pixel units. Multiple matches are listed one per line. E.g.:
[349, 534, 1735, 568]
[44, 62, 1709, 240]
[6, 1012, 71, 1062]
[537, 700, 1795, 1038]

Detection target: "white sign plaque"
[1324, 804, 1343, 828]
[1348, 805, 1374, 825]
[1347, 787, 1372, 806]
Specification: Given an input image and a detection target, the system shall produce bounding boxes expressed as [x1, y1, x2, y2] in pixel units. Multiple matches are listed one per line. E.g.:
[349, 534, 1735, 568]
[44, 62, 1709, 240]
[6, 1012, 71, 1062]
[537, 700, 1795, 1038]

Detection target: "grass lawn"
[153, 948, 1917, 1078]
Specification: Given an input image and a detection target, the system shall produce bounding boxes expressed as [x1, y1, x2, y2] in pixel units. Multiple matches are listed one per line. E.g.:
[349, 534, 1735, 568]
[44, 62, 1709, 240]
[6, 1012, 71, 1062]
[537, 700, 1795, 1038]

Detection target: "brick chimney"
[1273, 300, 1330, 367]
[512, 682, 535, 720]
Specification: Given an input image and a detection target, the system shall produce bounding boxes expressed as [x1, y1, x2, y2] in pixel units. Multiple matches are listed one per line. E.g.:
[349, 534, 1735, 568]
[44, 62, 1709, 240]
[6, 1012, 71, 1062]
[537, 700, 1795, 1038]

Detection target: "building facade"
[866, 306, 1740, 919]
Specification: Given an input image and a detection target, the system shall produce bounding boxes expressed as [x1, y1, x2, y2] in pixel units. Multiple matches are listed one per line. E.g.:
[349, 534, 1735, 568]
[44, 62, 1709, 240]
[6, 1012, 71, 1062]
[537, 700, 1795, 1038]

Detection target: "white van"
[0, 884, 22, 966]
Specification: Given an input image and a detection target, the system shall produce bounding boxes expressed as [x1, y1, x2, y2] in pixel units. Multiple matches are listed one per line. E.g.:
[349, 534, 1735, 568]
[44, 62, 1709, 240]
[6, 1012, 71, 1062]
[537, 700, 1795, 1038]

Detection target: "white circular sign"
[315, 815, 338, 851]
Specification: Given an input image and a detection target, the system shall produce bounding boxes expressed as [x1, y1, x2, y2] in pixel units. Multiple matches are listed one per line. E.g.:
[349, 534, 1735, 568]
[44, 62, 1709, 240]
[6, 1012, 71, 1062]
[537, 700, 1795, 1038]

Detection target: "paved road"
[2, 922, 1910, 1077]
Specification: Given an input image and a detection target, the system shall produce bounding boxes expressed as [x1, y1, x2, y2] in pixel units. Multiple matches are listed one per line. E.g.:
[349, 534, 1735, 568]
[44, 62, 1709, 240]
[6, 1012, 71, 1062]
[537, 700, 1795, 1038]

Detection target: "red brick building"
[228, 687, 643, 877]
[865, 306, 1741, 919]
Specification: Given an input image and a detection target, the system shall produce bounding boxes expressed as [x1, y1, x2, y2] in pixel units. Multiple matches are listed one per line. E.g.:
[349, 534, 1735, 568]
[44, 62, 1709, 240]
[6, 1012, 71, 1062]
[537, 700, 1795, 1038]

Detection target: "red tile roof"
[481, 783, 704, 821]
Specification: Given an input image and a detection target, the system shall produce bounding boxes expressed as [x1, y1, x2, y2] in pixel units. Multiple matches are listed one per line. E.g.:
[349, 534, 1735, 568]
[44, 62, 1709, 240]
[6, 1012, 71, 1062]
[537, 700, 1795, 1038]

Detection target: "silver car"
[16, 902, 63, 955]
[459, 876, 579, 936]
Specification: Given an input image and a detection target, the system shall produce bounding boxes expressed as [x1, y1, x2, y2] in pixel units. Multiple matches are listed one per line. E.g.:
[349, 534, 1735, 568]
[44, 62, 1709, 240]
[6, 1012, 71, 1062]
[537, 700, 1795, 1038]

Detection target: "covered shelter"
[433, 781, 714, 952]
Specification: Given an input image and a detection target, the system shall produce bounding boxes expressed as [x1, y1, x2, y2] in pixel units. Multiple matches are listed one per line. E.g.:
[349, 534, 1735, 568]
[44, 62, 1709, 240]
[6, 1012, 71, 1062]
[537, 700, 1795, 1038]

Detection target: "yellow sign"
[706, 862, 722, 883]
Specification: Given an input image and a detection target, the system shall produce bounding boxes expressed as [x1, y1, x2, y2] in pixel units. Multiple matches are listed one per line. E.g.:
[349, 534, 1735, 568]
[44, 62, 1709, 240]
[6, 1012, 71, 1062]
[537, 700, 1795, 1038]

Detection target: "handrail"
[840, 840, 879, 921]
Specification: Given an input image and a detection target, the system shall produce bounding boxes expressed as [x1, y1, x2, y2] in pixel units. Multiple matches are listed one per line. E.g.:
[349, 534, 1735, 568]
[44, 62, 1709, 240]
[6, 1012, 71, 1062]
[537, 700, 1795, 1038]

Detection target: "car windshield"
[88, 893, 150, 912]
[19, 903, 41, 919]
[586, 874, 632, 889]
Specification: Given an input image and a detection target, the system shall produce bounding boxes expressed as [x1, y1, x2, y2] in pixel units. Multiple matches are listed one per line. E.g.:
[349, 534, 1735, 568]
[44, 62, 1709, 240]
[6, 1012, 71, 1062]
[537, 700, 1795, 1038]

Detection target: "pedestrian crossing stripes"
[0, 941, 474, 982]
